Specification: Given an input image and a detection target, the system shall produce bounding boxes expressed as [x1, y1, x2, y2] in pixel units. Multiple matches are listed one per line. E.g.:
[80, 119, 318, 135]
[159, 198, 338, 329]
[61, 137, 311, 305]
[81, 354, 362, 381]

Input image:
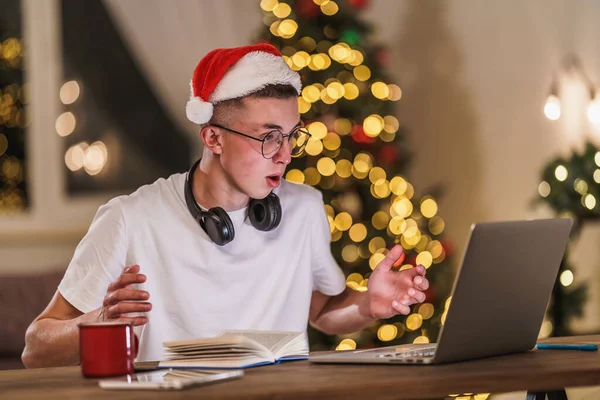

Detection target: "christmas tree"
[256, 0, 454, 350]
[0, 2, 28, 214]
[536, 142, 599, 335]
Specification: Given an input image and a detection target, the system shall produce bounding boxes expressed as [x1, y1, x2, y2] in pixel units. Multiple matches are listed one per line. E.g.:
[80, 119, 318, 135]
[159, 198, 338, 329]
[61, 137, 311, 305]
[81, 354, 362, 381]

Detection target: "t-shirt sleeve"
[310, 190, 346, 296]
[58, 198, 128, 313]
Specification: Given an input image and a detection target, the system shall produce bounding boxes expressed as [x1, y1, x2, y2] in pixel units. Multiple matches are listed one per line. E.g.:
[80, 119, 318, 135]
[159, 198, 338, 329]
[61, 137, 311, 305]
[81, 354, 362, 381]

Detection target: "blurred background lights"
[59, 80, 80, 105]
[82, 141, 108, 176]
[543, 95, 561, 120]
[560, 270, 574, 287]
[55, 112, 76, 137]
[538, 181, 551, 197]
[554, 165, 568, 181]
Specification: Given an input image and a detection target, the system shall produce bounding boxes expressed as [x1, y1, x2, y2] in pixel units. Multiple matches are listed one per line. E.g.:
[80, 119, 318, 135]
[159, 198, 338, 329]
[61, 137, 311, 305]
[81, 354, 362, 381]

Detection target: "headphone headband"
[184, 159, 282, 246]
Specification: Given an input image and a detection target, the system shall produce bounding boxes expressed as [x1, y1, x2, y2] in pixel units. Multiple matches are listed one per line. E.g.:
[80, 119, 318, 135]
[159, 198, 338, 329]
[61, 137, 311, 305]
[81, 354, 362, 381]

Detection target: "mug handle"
[133, 333, 139, 359]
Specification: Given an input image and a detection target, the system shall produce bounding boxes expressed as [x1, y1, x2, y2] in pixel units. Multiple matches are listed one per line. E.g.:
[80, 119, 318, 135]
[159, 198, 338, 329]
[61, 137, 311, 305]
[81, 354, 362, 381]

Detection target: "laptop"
[309, 218, 574, 365]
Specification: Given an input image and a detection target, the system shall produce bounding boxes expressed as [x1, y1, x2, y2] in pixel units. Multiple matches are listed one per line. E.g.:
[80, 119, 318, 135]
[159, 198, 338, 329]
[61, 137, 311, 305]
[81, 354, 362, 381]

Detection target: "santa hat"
[186, 43, 302, 125]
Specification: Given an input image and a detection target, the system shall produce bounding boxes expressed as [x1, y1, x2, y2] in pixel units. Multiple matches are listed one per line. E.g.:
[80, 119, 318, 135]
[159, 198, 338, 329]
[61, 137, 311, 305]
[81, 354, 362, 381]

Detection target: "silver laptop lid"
[432, 218, 573, 364]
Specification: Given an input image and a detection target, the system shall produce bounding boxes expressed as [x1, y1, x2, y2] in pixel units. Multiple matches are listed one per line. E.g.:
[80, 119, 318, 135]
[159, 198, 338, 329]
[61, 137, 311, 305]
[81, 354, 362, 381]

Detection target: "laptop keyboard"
[377, 347, 436, 359]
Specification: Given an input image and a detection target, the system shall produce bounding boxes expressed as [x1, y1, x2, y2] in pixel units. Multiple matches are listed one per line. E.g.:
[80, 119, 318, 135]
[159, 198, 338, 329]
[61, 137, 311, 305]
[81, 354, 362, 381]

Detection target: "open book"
[158, 330, 309, 369]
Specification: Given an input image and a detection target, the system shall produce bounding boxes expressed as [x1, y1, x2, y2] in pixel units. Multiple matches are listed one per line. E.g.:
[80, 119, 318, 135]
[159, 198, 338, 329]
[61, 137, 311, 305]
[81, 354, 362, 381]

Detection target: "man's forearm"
[22, 309, 99, 368]
[311, 288, 375, 335]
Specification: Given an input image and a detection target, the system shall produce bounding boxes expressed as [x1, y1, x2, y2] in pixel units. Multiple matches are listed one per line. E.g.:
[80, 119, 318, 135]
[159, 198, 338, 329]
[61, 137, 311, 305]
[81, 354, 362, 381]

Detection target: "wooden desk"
[2, 335, 600, 399]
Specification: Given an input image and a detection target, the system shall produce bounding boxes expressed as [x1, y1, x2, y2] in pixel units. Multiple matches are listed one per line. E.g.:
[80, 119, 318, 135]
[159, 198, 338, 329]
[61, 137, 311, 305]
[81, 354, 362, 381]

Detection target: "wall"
[362, 0, 600, 333]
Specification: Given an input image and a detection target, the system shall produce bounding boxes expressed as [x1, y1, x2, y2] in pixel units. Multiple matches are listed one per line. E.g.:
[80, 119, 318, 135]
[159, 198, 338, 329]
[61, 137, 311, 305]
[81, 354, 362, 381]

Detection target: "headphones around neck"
[184, 159, 282, 246]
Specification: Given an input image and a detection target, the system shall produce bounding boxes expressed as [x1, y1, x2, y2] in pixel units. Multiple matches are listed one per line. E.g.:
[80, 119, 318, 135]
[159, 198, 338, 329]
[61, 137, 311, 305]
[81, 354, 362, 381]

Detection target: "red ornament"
[348, 0, 370, 9]
[296, 0, 320, 19]
[376, 49, 390, 66]
[379, 145, 398, 164]
[441, 240, 455, 258]
[424, 287, 436, 303]
[351, 125, 376, 144]
[405, 253, 416, 267]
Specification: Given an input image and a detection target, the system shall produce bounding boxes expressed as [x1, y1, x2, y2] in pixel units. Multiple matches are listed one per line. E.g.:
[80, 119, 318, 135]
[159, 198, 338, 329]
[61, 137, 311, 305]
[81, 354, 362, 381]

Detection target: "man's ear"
[200, 125, 223, 155]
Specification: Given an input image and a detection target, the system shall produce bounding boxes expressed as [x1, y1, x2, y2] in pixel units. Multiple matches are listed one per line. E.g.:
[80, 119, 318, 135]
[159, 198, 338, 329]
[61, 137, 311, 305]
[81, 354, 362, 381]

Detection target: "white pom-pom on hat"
[186, 96, 214, 125]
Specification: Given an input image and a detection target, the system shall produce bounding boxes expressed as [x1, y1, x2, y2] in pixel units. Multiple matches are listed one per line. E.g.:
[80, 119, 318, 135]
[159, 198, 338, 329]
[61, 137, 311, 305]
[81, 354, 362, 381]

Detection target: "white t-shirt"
[58, 172, 346, 361]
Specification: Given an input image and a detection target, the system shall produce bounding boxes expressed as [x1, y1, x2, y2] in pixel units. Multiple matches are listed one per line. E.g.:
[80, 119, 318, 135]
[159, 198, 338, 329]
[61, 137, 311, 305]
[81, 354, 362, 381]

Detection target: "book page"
[218, 330, 301, 356]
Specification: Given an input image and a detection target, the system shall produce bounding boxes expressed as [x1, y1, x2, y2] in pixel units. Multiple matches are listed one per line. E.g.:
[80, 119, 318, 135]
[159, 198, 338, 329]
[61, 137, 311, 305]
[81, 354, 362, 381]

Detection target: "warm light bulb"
[560, 270, 574, 287]
[587, 94, 600, 124]
[544, 95, 561, 120]
[554, 165, 568, 181]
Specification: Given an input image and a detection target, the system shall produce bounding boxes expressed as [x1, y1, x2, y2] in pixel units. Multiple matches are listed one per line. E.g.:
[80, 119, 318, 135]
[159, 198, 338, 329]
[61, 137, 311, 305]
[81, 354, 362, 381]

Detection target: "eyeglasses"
[210, 123, 311, 159]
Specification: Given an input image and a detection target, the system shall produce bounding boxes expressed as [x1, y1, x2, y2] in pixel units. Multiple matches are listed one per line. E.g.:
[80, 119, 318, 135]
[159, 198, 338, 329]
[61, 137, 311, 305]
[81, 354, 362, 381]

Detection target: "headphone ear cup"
[203, 207, 235, 246]
[249, 193, 282, 232]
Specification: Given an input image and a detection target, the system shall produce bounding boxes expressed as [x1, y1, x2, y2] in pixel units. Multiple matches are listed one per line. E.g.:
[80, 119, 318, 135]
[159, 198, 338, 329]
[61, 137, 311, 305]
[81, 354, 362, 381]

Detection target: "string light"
[560, 270, 574, 287]
[323, 132, 341, 150]
[387, 84, 403, 101]
[369, 252, 385, 270]
[308, 121, 327, 139]
[317, 157, 336, 176]
[420, 197, 438, 218]
[587, 92, 600, 124]
[413, 336, 429, 344]
[353, 65, 371, 81]
[349, 223, 367, 242]
[342, 244, 359, 263]
[60, 81, 80, 105]
[335, 338, 357, 351]
[416, 251, 433, 269]
[305, 137, 324, 156]
[321, 1, 339, 16]
[260, 0, 278, 12]
[304, 167, 321, 186]
[418, 304, 435, 320]
[377, 324, 398, 341]
[583, 194, 596, 210]
[335, 159, 352, 178]
[406, 314, 423, 331]
[574, 178, 588, 195]
[272, 2, 291, 18]
[371, 82, 390, 99]
[429, 216, 446, 235]
[83, 141, 108, 176]
[544, 94, 561, 120]
[538, 181, 551, 197]
[65, 143, 87, 172]
[285, 169, 305, 184]
[363, 115, 384, 137]
[334, 212, 353, 231]
[55, 111, 76, 137]
[554, 165, 568, 181]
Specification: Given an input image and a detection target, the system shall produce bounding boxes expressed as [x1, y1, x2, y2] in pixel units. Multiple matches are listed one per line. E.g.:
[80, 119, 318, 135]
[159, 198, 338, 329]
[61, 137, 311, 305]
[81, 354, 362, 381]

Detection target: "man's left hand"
[366, 245, 430, 319]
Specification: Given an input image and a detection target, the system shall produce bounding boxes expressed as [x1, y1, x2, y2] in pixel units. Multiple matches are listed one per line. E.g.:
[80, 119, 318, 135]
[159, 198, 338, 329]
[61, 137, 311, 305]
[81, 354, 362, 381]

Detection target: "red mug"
[79, 321, 139, 378]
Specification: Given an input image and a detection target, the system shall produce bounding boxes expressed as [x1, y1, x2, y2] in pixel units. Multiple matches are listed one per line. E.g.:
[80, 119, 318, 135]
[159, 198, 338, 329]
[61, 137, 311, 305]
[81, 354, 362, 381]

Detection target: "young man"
[21, 44, 429, 368]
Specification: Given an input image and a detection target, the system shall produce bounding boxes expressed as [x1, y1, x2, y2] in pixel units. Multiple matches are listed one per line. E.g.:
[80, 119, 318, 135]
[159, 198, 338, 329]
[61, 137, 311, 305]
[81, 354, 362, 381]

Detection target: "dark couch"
[0, 270, 63, 370]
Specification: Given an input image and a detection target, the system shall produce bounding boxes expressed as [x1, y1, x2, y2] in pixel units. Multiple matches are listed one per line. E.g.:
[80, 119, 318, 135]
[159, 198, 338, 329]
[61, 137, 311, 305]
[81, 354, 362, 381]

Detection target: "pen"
[535, 344, 598, 351]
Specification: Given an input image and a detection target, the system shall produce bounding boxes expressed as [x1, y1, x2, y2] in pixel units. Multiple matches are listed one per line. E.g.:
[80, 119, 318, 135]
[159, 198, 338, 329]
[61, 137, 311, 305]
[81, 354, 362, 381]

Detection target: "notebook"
[158, 330, 308, 369]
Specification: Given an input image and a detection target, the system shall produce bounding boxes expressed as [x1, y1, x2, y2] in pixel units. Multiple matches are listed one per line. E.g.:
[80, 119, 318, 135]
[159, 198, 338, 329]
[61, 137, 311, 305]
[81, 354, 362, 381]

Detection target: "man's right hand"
[100, 265, 151, 325]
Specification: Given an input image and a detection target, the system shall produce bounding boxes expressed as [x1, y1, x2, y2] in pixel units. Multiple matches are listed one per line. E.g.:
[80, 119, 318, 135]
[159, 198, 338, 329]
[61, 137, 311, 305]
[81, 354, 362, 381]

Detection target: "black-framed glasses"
[211, 123, 310, 159]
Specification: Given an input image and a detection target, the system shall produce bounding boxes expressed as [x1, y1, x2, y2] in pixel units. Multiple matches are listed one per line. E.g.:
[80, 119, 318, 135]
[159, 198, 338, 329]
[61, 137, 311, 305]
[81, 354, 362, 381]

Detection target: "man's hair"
[209, 84, 298, 126]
